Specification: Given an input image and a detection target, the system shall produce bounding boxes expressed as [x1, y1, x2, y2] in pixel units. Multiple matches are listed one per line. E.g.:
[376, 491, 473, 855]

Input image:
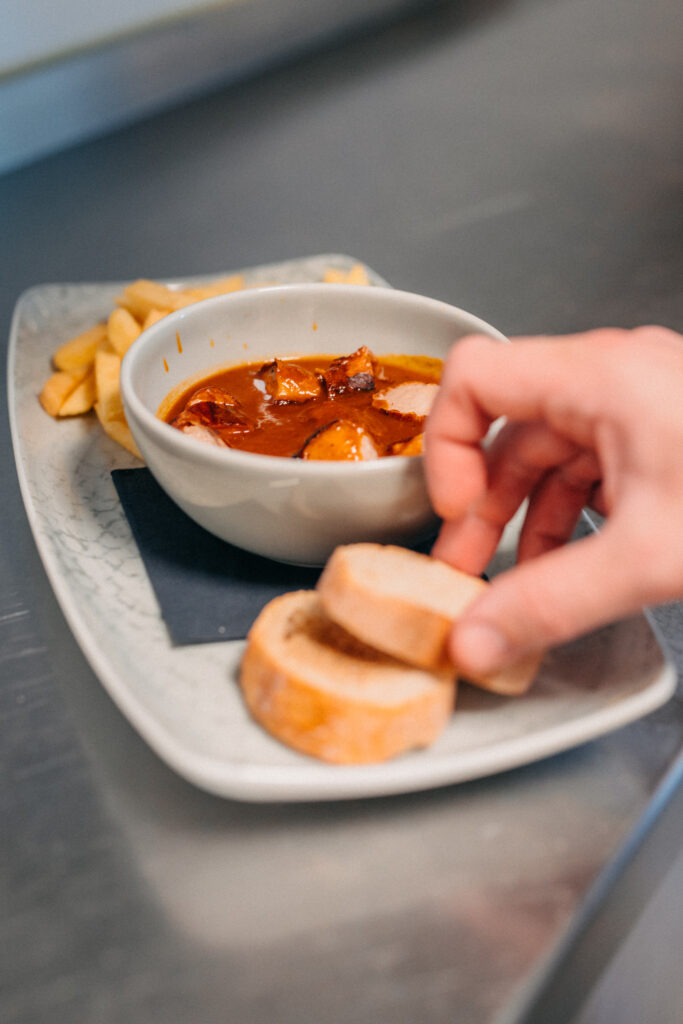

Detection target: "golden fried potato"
[58, 369, 96, 417]
[142, 308, 166, 331]
[347, 262, 370, 285]
[183, 274, 245, 301]
[94, 404, 142, 459]
[107, 307, 142, 357]
[94, 347, 124, 422]
[322, 263, 370, 285]
[53, 323, 107, 373]
[116, 279, 194, 320]
[39, 369, 88, 417]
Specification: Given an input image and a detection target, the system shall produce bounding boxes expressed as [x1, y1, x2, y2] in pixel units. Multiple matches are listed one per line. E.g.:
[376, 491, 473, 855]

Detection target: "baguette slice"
[317, 544, 543, 696]
[240, 591, 456, 765]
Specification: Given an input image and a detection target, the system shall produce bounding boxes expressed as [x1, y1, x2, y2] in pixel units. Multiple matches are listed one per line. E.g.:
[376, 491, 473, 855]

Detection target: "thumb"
[450, 525, 645, 674]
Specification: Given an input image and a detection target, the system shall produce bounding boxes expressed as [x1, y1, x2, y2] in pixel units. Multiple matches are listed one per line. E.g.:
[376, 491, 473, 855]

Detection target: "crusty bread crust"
[240, 591, 455, 764]
[317, 544, 543, 696]
[317, 545, 466, 670]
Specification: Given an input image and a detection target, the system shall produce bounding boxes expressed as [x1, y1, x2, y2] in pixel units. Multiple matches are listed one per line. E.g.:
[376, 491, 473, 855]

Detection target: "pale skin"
[424, 326, 683, 676]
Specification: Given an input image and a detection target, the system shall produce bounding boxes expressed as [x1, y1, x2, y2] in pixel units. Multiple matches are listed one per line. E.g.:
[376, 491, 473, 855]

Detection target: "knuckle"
[630, 324, 680, 345]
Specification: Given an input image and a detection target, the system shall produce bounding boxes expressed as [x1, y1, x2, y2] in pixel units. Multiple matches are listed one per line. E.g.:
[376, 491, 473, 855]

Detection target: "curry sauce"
[160, 347, 442, 459]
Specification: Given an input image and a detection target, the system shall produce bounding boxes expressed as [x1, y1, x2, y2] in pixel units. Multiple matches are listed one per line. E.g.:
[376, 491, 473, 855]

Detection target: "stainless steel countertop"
[2, 1, 683, 1022]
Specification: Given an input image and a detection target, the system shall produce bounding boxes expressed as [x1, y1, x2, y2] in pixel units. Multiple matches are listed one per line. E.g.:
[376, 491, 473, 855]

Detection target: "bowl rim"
[120, 282, 507, 475]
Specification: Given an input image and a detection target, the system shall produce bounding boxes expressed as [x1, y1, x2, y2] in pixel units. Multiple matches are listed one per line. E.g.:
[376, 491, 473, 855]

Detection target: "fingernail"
[455, 621, 511, 674]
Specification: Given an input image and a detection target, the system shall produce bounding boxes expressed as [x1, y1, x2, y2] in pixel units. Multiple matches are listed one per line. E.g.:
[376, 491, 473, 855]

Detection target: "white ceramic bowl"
[121, 283, 506, 565]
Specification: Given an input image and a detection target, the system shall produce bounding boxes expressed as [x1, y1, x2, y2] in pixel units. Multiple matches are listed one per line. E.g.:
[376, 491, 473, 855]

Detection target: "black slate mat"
[112, 467, 321, 645]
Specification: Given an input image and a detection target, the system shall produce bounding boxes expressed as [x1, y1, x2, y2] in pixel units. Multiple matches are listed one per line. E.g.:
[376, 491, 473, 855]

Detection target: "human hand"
[424, 326, 683, 676]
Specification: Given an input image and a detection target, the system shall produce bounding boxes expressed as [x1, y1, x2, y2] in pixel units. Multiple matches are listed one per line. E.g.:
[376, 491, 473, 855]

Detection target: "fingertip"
[451, 620, 512, 675]
[431, 516, 496, 576]
[424, 447, 488, 521]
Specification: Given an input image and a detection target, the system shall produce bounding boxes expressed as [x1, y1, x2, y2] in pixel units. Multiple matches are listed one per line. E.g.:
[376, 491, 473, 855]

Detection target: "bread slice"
[317, 544, 543, 696]
[240, 590, 456, 765]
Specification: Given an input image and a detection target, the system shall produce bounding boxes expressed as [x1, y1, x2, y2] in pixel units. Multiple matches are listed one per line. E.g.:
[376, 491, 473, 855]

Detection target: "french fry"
[142, 308, 166, 331]
[183, 274, 245, 301]
[94, 347, 124, 422]
[53, 323, 107, 373]
[347, 262, 370, 285]
[58, 369, 96, 417]
[39, 369, 88, 417]
[107, 307, 142, 357]
[322, 263, 369, 285]
[94, 404, 142, 459]
[116, 279, 194, 321]
[322, 269, 346, 284]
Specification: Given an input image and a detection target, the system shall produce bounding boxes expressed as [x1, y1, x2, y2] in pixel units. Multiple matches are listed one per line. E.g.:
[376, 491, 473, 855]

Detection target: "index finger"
[424, 336, 497, 520]
[425, 332, 608, 521]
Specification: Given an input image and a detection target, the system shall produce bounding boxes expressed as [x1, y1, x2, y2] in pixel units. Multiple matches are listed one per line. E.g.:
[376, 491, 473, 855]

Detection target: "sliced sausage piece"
[323, 346, 377, 396]
[178, 423, 229, 447]
[173, 385, 249, 432]
[258, 359, 323, 403]
[298, 419, 380, 461]
[372, 381, 439, 420]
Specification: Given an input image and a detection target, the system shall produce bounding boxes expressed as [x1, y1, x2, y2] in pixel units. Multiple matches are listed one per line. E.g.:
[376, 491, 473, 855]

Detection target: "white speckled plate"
[8, 254, 677, 802]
